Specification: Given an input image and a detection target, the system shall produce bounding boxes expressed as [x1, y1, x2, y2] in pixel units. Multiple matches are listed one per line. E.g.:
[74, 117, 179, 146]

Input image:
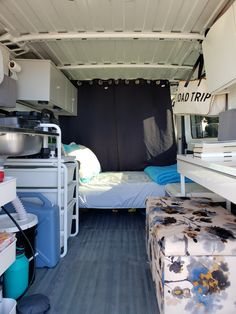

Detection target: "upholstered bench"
[146, 196, 236, 314]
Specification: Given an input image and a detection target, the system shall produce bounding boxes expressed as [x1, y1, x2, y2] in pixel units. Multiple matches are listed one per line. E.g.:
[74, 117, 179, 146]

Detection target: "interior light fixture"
[135, 79, 140, 85]
[155, 80, 160, 85]
[98, 80, 103, 85]
[125, 80, 129, 85]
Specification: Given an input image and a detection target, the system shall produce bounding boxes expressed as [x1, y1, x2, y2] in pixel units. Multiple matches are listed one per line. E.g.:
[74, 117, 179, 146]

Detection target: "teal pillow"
[63, 143, 80, 154]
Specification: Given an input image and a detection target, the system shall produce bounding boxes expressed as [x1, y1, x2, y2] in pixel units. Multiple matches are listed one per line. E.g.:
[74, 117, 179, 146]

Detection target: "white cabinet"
[16, 59, 78, 116]
[202, 3, 236, 94]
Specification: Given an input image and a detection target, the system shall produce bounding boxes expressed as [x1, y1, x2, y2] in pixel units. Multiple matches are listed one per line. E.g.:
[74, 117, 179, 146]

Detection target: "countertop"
[0, 125, 59, 136]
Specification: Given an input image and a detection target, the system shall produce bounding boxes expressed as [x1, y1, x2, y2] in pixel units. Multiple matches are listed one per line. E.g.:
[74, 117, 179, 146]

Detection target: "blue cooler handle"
[16, 192, 53, 207]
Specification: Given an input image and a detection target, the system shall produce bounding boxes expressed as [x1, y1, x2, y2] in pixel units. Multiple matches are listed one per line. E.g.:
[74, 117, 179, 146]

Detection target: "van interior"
[0, 1, 236, 313]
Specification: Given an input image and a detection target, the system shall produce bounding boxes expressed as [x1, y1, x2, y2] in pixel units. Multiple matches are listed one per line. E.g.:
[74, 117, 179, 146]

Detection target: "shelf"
[0, 240, 16, 276]
[0, 177, 16, 207]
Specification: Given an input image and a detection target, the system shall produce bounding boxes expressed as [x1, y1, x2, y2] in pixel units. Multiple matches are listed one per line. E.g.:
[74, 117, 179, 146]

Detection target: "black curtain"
[60, 80, 176, 171]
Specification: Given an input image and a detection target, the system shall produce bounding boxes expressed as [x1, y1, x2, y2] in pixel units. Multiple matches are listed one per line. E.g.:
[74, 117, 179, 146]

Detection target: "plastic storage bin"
[0, 298, 17, 314]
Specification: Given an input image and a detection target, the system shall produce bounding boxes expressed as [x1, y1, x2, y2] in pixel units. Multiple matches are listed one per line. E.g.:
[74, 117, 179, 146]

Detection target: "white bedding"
[79, 171, 166, 208]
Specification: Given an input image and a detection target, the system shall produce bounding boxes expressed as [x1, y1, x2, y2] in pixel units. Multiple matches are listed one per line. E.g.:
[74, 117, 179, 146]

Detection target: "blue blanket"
[144, 164, 192, 185]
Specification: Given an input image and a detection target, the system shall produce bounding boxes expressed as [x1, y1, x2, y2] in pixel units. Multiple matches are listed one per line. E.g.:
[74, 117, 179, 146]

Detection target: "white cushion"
[67, 144, 101, 183]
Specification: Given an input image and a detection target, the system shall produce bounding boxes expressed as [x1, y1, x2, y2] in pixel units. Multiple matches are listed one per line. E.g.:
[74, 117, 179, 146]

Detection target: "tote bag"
[173, 54, 226, 116]
[173, 78, 226, 116]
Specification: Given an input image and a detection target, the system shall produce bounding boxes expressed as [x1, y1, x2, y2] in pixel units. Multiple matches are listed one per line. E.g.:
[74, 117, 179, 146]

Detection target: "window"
[190, 115, 219, 139]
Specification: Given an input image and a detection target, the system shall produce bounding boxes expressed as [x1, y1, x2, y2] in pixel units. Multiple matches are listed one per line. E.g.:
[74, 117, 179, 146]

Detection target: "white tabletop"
[177, 154, 236, 177]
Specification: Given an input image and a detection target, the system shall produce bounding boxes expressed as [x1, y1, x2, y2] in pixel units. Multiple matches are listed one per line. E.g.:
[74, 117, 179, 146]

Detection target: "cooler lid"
[0, 213, 38, 233]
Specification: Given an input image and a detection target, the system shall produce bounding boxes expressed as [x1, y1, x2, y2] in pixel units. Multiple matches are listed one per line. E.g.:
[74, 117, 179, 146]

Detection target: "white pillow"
[67, 144, 101, 183]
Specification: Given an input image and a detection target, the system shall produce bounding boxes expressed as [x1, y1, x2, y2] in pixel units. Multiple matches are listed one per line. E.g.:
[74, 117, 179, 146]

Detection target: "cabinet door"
[71, 84, 77, 116]
[203, 5, 236, 94]
[50, 65, 66, 108]
[17, 59, 51, 101]
[65, 80, 78, 115]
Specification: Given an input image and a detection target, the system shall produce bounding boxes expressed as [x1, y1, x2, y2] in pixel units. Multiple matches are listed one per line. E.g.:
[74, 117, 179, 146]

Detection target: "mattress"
[79, 171, 166, 209]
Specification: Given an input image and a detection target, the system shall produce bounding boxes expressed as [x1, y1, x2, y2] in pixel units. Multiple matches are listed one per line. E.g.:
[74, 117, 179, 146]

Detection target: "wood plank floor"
[28, 209, 159, 314]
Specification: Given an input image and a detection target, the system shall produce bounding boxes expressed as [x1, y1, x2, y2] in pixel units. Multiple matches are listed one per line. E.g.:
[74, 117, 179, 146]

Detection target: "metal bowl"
[0, 132, 42, 156]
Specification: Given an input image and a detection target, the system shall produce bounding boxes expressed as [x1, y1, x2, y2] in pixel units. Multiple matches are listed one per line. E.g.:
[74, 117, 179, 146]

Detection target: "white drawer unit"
[5, 163, 75, 188]
[5, 161, 79, 258]
[17, 181, 77, 206]
[4, 124, 79, 258]
[60, 198, 77, 242]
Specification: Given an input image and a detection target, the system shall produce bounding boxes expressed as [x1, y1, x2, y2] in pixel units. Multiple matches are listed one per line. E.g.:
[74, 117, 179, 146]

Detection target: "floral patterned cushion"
[147, 197, 236, 256]
[146, 197, 236, 314]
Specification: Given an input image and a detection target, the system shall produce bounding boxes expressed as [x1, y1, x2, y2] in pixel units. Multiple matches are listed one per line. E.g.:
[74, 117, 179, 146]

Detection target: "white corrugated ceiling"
[0, 0, 233, 82]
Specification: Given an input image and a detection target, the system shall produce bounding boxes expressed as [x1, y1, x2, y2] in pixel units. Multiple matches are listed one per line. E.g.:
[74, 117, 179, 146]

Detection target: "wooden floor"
[29, 209, 159, 314]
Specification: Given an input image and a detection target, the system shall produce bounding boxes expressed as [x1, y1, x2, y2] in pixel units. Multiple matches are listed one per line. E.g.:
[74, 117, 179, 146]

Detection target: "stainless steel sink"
[0, 132, 42, 156]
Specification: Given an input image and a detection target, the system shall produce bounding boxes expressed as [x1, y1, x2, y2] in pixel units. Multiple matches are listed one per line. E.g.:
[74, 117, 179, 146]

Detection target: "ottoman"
[146, 196, 236, 314]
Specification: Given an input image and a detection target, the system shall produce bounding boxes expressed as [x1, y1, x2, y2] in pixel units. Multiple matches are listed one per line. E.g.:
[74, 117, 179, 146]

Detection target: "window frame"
[184, 115, 219, 151]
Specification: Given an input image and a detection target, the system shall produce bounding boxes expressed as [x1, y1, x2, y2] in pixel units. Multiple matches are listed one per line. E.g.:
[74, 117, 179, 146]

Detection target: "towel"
[144, 164, 192, 185]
